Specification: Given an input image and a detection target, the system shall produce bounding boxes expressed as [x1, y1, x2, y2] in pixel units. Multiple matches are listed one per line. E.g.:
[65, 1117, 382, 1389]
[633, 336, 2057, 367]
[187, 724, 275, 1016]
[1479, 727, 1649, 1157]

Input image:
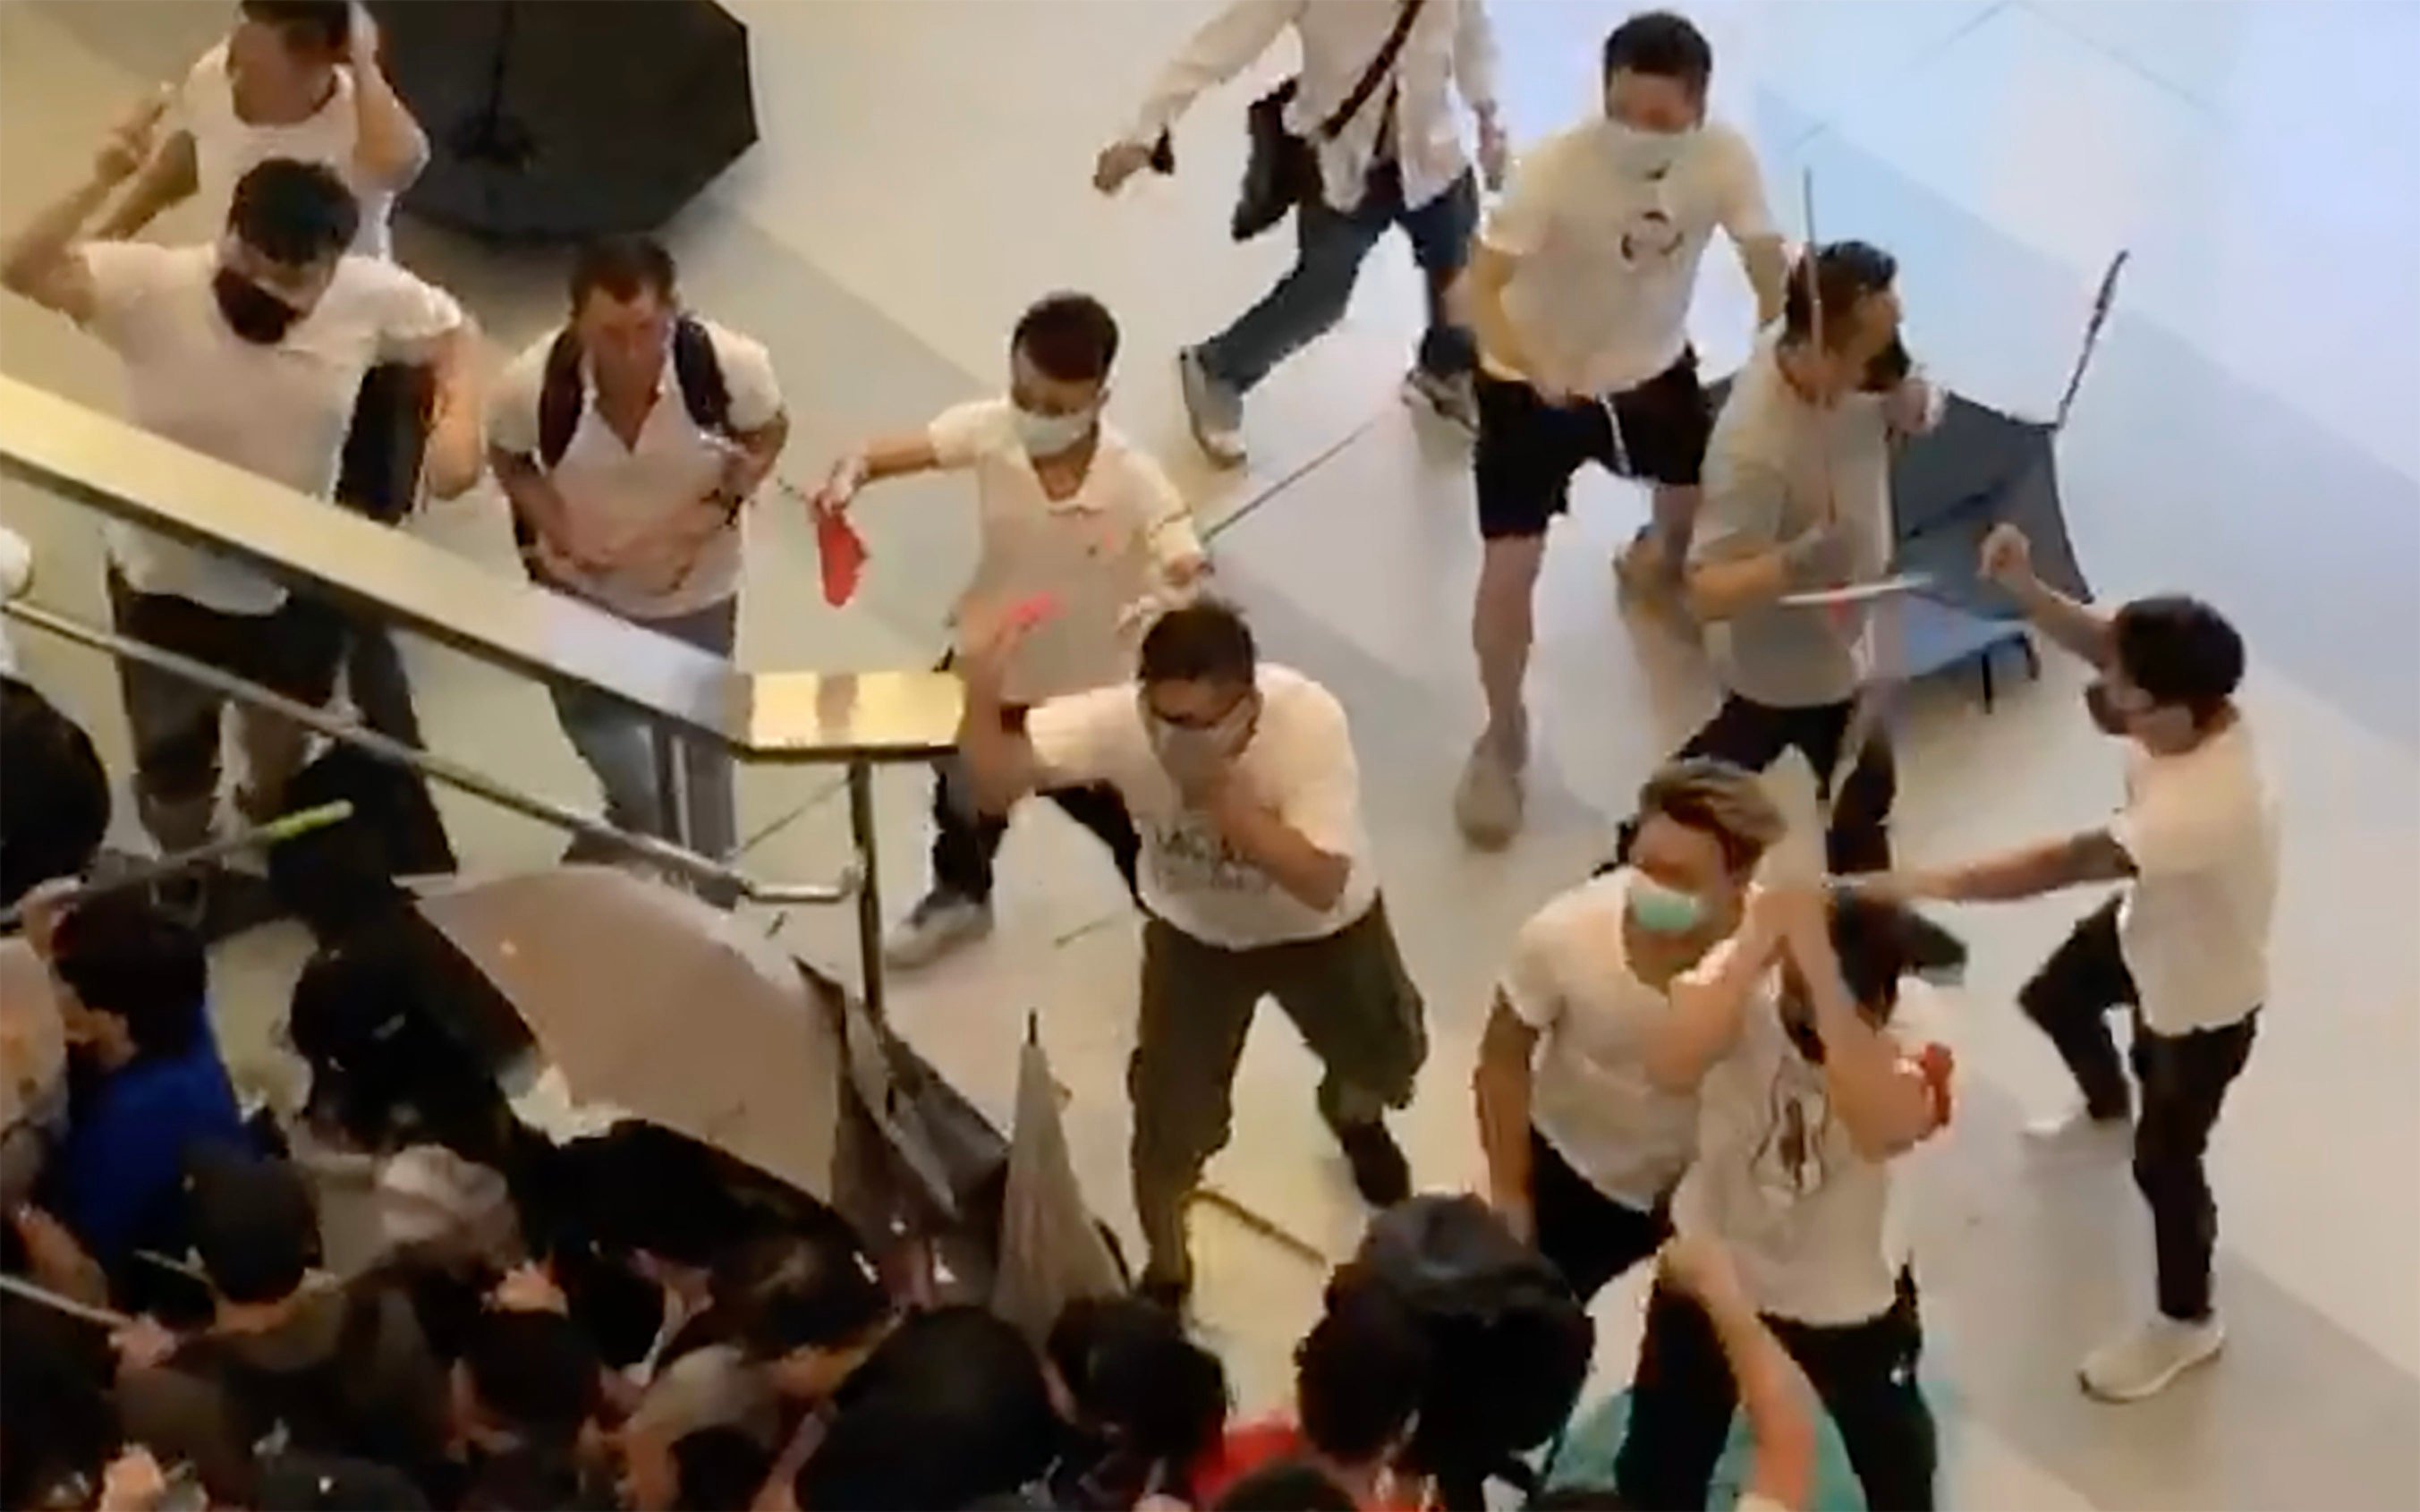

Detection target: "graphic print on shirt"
[1151, 813, 1270, 896]
[1748, 1050, 1837, 1208]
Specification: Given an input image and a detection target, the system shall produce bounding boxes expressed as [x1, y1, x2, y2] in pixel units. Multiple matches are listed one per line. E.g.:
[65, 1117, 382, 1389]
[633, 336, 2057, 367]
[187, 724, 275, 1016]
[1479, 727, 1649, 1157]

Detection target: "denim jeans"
[1198, 163, 1479, 395]
[548, 595, 739, 861]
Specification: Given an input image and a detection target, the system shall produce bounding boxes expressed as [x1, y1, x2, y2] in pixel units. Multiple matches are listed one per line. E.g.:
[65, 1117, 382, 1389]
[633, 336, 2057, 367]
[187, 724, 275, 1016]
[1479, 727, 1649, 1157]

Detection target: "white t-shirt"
[78, 242, 464, 615]
[1693, 334, 1901, 709]
[488, 321, 784, 620]
[2110, 718, 2279, 1034]
[1674, 981, 1949, 1327]
[931, 400, 1203, 706]
[178, 40, 395, 259]
[1025, 665, 1375, 949]
[1499, 870, 1704, 1210]
[1482, 119, 1772, 395]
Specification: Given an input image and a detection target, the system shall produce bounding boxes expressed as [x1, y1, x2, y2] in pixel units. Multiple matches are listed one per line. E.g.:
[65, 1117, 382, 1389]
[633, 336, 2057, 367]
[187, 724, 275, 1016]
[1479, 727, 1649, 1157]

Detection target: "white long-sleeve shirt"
[1124, 0, 1499, 212]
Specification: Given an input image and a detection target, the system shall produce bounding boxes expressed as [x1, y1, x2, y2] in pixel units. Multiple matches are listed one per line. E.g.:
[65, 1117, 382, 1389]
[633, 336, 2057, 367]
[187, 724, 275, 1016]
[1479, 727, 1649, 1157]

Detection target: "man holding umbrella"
[955, 599, 1426, 1305]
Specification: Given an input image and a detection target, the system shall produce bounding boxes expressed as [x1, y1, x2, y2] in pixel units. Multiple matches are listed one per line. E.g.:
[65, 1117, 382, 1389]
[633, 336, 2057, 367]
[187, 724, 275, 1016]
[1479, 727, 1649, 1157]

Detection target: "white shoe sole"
[2081, 1326, 2225, 1402]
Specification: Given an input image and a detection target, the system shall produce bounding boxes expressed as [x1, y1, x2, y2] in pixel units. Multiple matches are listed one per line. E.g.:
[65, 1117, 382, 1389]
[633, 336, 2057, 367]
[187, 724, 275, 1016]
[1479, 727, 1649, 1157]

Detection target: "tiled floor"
[4, 1, 2418, 1505]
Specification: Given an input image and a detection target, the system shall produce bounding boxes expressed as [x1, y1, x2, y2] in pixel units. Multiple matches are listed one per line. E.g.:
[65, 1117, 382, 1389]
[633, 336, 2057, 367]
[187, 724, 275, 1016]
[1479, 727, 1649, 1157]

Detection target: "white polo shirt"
[1499, 870, 1708, 1211]
[1026, 665, 1375, 949]
[488, 322, 783, 621]
[1125, 0, 1501, 213]
[177, 40, 395, 259]
[1674, 984, 1949, 1327]
[2110, 718, 2279, 1035]
[932, 399, 1203, 707]
[1482, 119, 1772, 395]
[76, 242, 464, 615]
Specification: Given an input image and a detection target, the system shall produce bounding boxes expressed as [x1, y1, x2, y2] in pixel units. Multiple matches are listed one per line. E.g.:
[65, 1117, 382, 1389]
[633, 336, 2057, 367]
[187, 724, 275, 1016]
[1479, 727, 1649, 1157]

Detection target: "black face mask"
[212, 268, 303, 344]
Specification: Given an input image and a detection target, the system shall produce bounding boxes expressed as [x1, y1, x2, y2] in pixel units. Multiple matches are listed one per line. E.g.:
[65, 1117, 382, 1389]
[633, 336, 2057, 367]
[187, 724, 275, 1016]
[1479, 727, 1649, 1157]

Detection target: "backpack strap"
[1314, 0, 1427, 140]
[669, 316, 733, 438]
[535, 327, 587, 471]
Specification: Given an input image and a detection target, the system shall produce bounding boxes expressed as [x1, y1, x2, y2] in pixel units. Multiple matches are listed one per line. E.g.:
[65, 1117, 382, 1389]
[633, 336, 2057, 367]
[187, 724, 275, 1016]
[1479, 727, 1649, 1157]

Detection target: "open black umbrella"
[1702, 251, 2123, 707]
[371, 0, 758, 242]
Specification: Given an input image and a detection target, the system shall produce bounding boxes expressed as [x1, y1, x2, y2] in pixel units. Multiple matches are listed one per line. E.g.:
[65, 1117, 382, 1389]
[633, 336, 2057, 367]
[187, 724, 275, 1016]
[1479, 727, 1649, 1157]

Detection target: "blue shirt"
[46, 1014, 243, 1264]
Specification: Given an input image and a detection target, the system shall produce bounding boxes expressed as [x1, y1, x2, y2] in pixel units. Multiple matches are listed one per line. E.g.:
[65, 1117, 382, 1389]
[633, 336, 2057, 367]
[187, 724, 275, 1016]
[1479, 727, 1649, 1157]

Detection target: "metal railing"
[0, 373, 962, 1016]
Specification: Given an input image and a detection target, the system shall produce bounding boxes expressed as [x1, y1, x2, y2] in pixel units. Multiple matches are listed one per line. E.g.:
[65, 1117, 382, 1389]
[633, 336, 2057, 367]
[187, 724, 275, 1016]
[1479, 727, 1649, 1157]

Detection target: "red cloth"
[814, 505, 867, 606]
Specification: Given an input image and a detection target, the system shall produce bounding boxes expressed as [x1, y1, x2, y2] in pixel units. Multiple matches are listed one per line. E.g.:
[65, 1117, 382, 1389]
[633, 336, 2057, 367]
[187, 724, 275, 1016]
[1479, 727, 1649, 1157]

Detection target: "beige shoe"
[1454, 734, 1525, 850]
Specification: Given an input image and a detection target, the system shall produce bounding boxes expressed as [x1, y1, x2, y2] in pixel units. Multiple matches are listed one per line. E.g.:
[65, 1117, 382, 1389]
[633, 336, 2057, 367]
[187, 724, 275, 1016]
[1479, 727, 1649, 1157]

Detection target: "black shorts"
[1472, 351, 1712, 541]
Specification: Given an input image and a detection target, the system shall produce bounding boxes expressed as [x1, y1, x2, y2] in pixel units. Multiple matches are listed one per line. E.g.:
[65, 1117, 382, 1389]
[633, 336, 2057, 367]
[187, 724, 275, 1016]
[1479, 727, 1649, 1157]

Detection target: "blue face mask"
[1627, 874, 1707, 936]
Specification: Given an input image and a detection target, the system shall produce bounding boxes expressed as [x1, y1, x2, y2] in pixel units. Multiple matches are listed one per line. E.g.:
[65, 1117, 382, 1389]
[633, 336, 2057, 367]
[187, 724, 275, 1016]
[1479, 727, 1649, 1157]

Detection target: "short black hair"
[569, 234, 679, 311]
[1014, 292, 1121, 385]
[1783, 240, 1898, 351]
[795, 1307, 1057, 1511]
[464, 1310, 603, 1441]
[2112, 594, 2245, 725]
[1601, 11, 1712, 97]
[51, 892, 208, 1058]
[1047, 1295, 1230, 1471]
[1213, 1461, 1358, 1512]
[670, 1428, 772, 1512]
[726, 1227, 890, 1362]
[1295, 1287, 1429, 1466]
[1137, 600, 1257, 687]
[190, 1148, 322, 1304]
[229, 158, 360, 267]
[240, 1, 352, 54]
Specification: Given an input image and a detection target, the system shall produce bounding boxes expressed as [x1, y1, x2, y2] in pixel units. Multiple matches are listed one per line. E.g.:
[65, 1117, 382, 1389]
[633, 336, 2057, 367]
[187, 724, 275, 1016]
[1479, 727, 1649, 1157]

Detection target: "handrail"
[0, 374, 961, 760]
[2, 599, 853, 908]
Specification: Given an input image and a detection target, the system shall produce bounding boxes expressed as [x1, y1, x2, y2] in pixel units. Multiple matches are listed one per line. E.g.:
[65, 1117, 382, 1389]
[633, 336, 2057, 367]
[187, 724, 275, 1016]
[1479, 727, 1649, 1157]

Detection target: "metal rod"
[0, 1271, 133, 1330]
[0, 801, 352, 930]
[2, 599, 850, 908]
[655, 719, 692, 852]
[845, 758, 885, 1022]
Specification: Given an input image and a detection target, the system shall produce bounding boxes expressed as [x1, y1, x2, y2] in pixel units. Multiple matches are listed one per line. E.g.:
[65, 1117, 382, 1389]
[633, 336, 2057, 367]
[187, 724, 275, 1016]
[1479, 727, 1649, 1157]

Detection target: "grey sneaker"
[1403, 367, 1479, 435]
[1453, 733, 1525, 850]
[1177, 348, 1246, 467]
[884, 889, 994, 968]
[2080, 1314, 2225, 1401]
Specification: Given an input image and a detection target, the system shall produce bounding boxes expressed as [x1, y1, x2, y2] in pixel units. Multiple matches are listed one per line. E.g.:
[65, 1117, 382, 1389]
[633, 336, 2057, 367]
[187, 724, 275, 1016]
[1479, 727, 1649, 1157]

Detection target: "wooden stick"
[1187, 1185, 1333, 1270]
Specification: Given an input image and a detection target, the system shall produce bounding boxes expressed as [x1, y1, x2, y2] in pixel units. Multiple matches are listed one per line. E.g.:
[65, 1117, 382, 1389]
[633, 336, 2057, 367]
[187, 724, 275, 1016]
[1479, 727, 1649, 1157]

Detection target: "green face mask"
[1627, 874, 1706, 936]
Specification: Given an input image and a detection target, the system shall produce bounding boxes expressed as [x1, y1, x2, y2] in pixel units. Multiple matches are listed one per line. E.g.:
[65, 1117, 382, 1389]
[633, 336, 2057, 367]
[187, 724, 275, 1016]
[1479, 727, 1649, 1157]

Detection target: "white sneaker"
[2024, 1103, 2131, 1148]
[1177, 348, 1246, 467]
[2080, 1314, 2225, 1401]
[1402, 367, 1479, 435]
[883, 891, 994, 969]
[1453, 733, 1525, 850]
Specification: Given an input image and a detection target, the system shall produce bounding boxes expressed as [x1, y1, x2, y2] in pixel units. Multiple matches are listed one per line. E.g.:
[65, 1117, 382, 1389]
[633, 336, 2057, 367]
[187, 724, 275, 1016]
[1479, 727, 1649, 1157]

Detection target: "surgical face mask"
[1142, 692, 1257, 789]
[212, 267, 303, 344]
[1626, 873, 1707, 936]
[1012, 403, 1094, 459]
[1596, 118, 1694, 179]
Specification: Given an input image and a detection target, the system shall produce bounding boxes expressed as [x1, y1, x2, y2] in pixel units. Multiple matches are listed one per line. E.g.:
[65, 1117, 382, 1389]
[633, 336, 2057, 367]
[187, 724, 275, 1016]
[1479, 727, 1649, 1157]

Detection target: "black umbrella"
[1700, 251, 2124, 705]
[371, 0, 758, 242]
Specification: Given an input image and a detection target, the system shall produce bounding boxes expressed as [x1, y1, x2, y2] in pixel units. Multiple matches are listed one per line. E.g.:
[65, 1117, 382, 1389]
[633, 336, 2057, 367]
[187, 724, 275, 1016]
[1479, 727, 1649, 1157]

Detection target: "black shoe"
[1335, 1119, 1412, 1209]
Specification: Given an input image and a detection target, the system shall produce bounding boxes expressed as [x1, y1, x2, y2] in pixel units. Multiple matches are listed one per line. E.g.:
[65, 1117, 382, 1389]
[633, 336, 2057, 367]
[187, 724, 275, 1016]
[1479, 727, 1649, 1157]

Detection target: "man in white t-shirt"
[955, 600, 1425, 1303]
[2, 106, 479, 886]
[98, 3, 446, 768]
[488, 237, 790, 868]
[1616, 885, 1957, 1511]
[1858, 524, 2276, 1404]
[816, 294, 1206, 967]
[1473, 759, 1783, 1303]
[1455, 11, 1787, 848]
[1093, 0, 1507, 461]
[1677, 241, 1943, 877]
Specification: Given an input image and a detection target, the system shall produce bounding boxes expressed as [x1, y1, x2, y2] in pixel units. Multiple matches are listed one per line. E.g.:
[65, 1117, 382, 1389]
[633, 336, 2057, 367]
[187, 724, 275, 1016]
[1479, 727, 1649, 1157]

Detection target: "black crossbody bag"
[1225, 0, 1426, 241]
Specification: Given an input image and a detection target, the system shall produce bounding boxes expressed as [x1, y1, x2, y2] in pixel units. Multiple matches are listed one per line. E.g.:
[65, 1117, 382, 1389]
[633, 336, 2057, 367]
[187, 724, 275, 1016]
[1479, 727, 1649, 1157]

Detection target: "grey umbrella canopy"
[373, 0, 758, 242]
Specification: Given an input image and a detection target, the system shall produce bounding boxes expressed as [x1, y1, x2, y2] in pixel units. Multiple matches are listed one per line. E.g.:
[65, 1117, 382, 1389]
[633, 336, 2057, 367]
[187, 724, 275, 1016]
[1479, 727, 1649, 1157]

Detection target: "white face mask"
[1597, 118, 1695, 179]
[1012, 403, 1094, 459]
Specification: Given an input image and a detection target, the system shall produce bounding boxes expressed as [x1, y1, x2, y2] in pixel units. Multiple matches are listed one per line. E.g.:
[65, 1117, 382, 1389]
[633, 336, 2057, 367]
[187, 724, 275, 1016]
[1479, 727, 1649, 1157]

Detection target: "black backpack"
[1329, 1195, 1592, 1509]
[534, 316, 732, 470]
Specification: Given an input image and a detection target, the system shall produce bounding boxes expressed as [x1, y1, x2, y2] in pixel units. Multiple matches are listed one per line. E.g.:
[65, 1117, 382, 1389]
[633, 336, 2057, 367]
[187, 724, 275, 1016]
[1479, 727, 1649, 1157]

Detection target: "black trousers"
[1616, 1273, 1935, 1512]
[1677, 692, 1895, 874]
[1529, 1127, 1668, 1304]
[2020, 899, 2260, 1321]
[929, 760, 1141, 906]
